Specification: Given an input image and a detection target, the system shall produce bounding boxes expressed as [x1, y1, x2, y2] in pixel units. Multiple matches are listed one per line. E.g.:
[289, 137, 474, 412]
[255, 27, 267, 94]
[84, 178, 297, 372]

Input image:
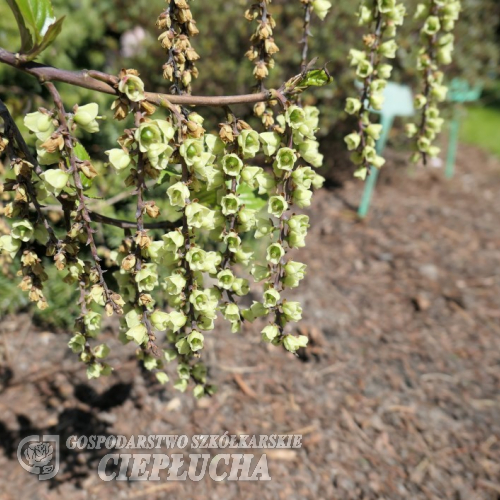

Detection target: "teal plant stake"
[445, 78, 482, 179]
[358, 82, 414, 218]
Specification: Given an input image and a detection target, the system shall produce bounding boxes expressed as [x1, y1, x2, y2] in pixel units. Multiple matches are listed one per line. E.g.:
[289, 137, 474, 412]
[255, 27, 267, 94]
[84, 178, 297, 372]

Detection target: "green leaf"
[74, 142, 91, 161]
[300, 69, 333, 88]
[6, 0, 33, 52]
[14, 0, 56, 45]
[236, 184, 267, 211]
[23, 16, 65, 61]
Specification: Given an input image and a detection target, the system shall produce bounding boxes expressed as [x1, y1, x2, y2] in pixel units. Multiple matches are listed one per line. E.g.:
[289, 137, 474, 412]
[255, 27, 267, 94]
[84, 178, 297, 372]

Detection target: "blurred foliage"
[460, 105, 500, 157]
[0, 0, 499, 328]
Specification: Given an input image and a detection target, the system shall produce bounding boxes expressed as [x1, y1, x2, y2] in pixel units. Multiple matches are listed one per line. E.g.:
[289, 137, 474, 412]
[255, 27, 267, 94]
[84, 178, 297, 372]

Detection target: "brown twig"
[0, 47, 272, 107]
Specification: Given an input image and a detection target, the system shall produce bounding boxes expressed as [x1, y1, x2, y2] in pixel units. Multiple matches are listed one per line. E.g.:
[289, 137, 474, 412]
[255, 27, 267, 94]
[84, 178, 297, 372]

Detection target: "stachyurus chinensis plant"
[0, 0, 460, 396]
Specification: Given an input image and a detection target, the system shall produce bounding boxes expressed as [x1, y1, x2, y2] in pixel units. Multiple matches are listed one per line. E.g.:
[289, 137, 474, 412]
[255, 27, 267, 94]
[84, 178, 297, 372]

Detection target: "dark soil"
[1, 144, 500, 499]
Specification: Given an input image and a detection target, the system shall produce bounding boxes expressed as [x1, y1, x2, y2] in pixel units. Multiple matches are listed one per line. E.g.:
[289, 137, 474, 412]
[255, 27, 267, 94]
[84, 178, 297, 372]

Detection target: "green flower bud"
[74, 103, 99, 133]
[68, 333, 86, 353]
[283, 261, 307, 288]
[285, 105, 307, 131]
[370, 79, 387, 93]
[190, 289, 218, 318]
[118, 73, 145, 102]
[221, 153, 243, 176]
[221, 194, 241, 215]
[125, 308, 143, 328]
[106, 148, 131, 170]
[298, 140, 323, 168]
[274, 147, 297, 172]
[36, 141, 61, 166]
[164, 348, 178, 362]
[232, 278, 250, 296]
[377, 63, 393, 79]
[372, 155, 386, 169]
[223, 231, 241, 252]
[283, 334, 308, 353]
[237, 207, 257, 232]
[156, 372, 169, 384]
[40, 169, 71, 196]
[164, 273, 186, 295]
[288, 214, 309, 233]
[83, 311, 101, 335]
[217, 269, 235, 289]
[292, 187, 313, 208]
[263, 288, 280, 308]
[259, 131, 281, 156]
[193, 385, 205, 399]
[241, 166, 262, 186]
[353, 166, 368, 180]
[185, 202, 215, 229]
[24, 111, 55, 141]
[417, 136, 431, 153]
[268, 195, 288, 218]
[180, 138, 205, 166]
[205, 134, 226, 155]
[174, 378, 188, 392]
[356, 59, 373, 79]
[266, 242, 285, 265]
[422, 15, 441, 36]
[167, 181, 190, 208]
[370, 92, 384, 111]
[358, 5, 373, 25]
[238, 129, 260, 159]
[168, 311, 188, 332]
[414, 94, 427, 109]
[344, 132, 361, 151]
[93, 343, 110, 359]
[242, 301, 269, 322]
[135, 263, 159, 292]
[405, 123, 418, 138]
[233, 248, 253, 266]
[11, 220, 34, 242]
[431, 84, 448, 102]
[366, 123, 383, 140]
[175, 338, 191, 355]
[187, 330, 204, 352]
[311, 0, 332, 20]
[162, 230, 184, 253]
[251, 264, 271, 282]
[348, 49, 366, 67]
[125, 324, 148, 345]
[255, 218, 275, 239]
[255, 172, 277, 195]
[261, 324, 280, 343]
[379, 40, 398, 59]
[282, 301, 303, 322]
[192, 363, 207, 383]
[345, 97, 362, 115]
[197, 315, 215, 331]
[377, 0, 395, 13]
[150, 310, 170, 330]
[223, 303, 240, 323]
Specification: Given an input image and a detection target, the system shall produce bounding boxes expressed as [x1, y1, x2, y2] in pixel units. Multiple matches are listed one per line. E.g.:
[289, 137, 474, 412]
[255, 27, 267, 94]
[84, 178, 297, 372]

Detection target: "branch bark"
[0, 47, 272, 107]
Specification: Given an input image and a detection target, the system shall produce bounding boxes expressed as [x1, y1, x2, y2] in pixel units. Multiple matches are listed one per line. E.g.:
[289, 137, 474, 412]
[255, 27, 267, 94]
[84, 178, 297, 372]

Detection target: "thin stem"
[45, 82, 121, 314]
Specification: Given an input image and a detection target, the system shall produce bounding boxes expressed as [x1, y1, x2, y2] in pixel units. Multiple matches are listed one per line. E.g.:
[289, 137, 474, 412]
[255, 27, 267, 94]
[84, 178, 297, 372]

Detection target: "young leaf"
[23, 16, 65, 61]
[6, 0, 34, 52]
[13, 0, 56, 45]
[237, 184, 267, 211]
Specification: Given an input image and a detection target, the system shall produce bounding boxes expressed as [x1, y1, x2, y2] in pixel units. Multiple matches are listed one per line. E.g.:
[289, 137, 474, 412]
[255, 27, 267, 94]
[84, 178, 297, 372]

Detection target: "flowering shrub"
[0, 0, 459, 395]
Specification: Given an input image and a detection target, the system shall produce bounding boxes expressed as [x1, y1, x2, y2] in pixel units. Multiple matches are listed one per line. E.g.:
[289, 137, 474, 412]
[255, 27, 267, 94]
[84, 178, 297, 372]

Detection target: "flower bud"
[266, 242, 285, 265]
[118, 73, 145, 102]
[261, 324, 279, 343]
